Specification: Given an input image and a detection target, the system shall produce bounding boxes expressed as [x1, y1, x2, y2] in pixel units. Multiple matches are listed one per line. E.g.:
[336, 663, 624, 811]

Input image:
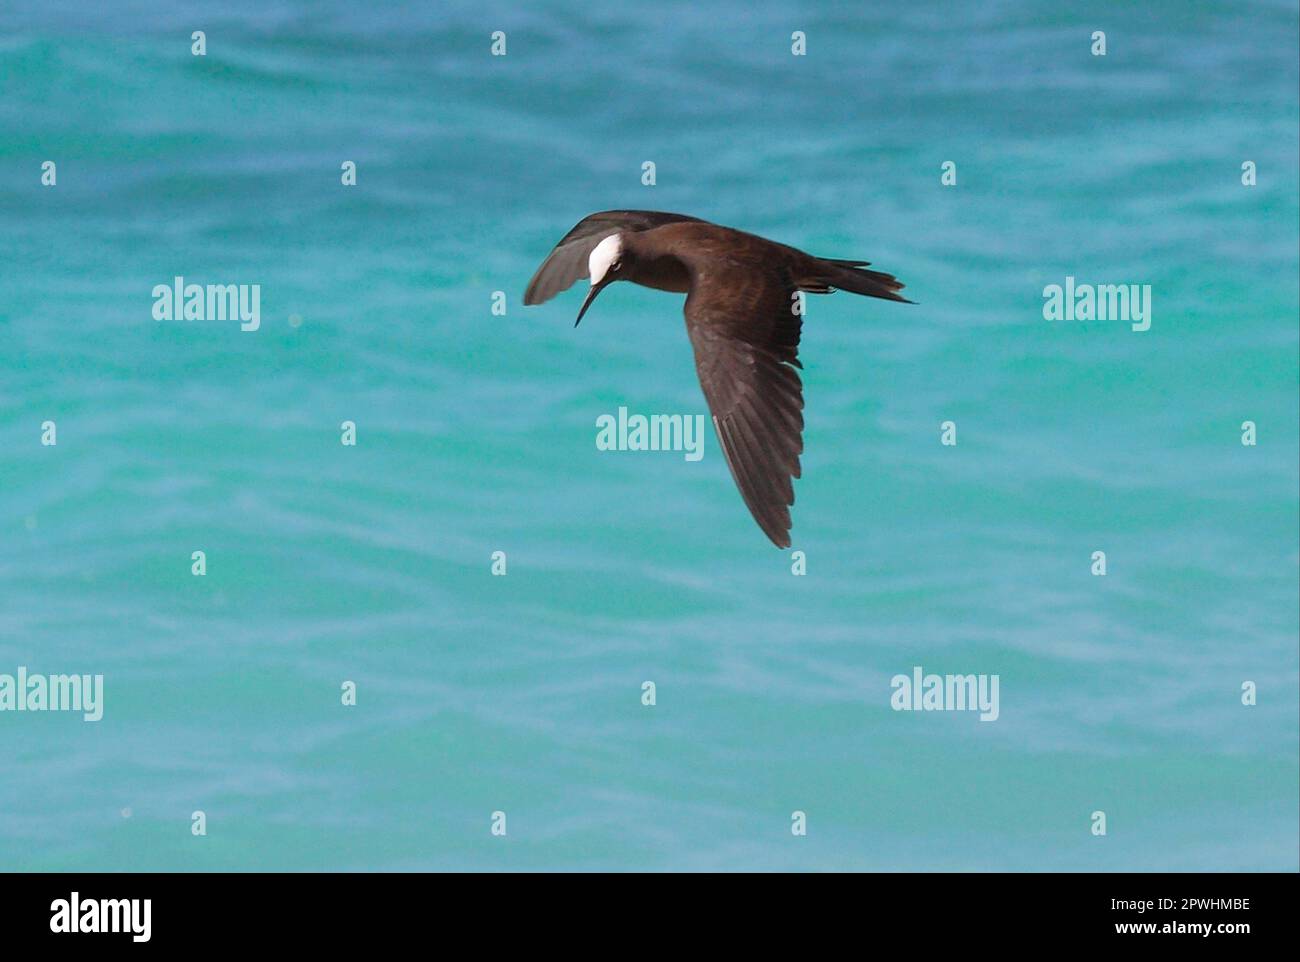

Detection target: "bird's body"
[524, 210, 911, 548]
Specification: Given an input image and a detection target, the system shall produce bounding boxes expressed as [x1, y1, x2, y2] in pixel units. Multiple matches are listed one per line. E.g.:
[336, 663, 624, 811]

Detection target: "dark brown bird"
[524, 210, 911, 548]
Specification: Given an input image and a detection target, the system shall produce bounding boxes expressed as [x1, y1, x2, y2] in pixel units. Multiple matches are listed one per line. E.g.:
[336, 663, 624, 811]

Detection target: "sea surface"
[0, 0, 1297, 871]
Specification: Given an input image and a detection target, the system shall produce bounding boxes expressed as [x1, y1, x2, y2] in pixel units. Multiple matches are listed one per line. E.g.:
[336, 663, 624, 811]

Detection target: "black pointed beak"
[575, 278, 611, 327]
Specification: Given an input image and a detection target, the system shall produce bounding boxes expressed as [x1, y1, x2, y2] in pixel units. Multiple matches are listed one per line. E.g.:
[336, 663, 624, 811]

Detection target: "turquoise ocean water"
[1, 1, 1297, 871]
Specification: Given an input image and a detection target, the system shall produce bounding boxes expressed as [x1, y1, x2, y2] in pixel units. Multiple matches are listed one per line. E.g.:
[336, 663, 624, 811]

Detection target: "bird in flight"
[524, 210, 911, 548]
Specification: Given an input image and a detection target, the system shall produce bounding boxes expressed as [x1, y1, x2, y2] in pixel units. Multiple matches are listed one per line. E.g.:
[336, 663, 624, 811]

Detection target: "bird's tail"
[803, 258, 913, 303]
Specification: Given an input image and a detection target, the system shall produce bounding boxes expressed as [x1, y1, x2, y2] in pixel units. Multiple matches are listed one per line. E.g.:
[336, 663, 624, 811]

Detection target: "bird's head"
[576, 233, 625, 326]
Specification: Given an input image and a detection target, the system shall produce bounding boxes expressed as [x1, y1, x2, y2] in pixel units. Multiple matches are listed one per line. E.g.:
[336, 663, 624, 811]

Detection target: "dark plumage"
[524, 210, 911, 547]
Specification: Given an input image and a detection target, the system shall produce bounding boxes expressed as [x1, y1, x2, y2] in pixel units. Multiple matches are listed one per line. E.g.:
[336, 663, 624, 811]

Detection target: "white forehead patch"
[588, 234, 623, 285]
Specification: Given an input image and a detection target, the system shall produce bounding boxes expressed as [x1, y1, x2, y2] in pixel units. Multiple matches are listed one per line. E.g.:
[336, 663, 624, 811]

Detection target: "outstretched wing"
[523, 210, 708, 305]
[683, 262, 804, 548]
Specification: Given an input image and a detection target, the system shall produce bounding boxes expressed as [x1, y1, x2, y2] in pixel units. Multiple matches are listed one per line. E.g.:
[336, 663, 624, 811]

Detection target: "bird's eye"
[611, 261, 622, 272]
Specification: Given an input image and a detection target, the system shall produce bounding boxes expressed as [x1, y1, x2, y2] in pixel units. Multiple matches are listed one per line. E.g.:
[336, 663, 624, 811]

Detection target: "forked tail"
[803, 257, 913, 303]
